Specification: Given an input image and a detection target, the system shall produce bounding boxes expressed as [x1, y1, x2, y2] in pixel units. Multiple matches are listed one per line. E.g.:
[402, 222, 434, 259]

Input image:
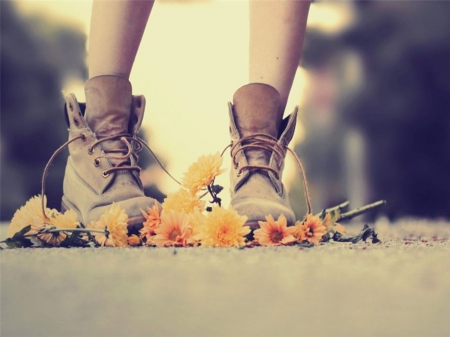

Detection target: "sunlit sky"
[15, 0, 353, 206]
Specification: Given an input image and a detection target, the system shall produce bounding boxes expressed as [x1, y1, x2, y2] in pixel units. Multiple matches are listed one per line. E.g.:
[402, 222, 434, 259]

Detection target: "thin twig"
[314, 201, 350, 218]
[338, 200, 386, 222]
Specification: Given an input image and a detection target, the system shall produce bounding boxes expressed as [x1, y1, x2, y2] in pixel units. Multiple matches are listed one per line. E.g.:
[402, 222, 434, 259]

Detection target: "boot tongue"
[232, 83, 283, 166]
[232, 83, 283, 138]
[85, 75, 133, 167]
[85, 75, 132, 138]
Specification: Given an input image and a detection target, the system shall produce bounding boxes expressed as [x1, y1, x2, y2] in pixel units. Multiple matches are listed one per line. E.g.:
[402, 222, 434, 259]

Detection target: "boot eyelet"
[94, 158, 100, 167]
[88, 147, 94, 155]
[237, 171, 242, 177]
[234, 162, 239, 169]
[73, 118, 79, 127]
[80, 133, 87, 142]
[102, 171, 110, 178]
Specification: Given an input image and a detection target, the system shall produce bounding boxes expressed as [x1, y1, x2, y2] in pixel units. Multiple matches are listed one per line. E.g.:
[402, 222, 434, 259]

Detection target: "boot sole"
[61, 197, 144, 235]
[245, 220, 262, 240]
[245, 220, 261, 231]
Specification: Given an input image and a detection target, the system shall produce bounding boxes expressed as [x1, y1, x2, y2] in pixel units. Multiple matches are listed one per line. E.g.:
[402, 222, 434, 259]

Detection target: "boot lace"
[41, 133, 180, 219]
[224, 133, 312, 214]
[230, 133, 285, 178]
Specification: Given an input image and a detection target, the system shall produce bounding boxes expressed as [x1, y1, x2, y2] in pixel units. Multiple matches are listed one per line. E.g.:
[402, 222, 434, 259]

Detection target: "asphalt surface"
[1, 218, 449, 337]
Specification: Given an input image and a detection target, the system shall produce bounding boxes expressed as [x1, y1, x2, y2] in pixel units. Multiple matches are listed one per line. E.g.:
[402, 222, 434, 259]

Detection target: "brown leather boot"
[229, 83, 297, 230]
[61, 75, 158, 231]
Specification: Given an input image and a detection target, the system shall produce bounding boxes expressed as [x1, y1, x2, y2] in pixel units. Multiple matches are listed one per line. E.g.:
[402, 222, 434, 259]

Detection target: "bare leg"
[62, 1, 159, 230]
[88, 0, 154, 79]
[249, 0, 311, 112]
[229, 1, 311, 228]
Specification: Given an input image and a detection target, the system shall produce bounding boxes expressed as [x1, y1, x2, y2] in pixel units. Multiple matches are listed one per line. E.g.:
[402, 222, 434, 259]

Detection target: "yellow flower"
[140, 203, 162, 241]
[88, 204, 129, 247]
[163, 188, 205, 214]
[188, 207, 206, 235]
[322, 213, 346, 235]
[197, 206, 250, 247]
[153, 211, 194, 247]
[295, 214, 327, 246]
[8, 195, 57, 237]
[128, 234, 142, 246]
[322, 214, 333, 232]
[335, 223, 346, 234]
[33, 209, 80, 246]
[52, 209, 79, 229]
[181, 152, 225, 194]
[254, 214, 296, 246]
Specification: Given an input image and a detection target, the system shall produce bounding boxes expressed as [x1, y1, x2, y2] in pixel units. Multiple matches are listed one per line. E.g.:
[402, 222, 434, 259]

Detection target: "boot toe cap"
[88, 196, 160, 233]
[230, 196, 296, 230]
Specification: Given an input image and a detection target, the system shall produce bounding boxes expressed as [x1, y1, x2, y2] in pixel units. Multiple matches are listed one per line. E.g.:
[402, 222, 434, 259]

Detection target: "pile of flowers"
[1, 152, 382, 249]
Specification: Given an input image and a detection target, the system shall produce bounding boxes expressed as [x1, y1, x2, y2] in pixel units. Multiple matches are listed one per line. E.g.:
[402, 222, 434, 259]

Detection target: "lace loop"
[224, 133, 312, 215]
[230, 133, 286, 177]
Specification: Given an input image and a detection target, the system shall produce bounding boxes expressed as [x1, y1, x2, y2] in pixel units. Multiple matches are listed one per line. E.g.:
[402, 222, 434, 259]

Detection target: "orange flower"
[254, 214, 296, 246]
[128, 234, 142, 246]
[181, 152, 225, 194]
[88, 204, 129, 247]
[140, 203, 162, 241]
[295, 214, 327, 246]
[163, 188, 205, 214]
[153, 211, 194, 247]
[197, 206, 250, 247]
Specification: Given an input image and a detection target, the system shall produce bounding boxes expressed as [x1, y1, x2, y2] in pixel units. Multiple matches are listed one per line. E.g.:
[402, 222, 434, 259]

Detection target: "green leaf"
[59, 228, 93, 248]
[211, 184, 223, 195]
[2, 225, 34, 248]
[59, 230, 80, 248]
[4, 236, 33, 248]
[16, 225, 32, 237]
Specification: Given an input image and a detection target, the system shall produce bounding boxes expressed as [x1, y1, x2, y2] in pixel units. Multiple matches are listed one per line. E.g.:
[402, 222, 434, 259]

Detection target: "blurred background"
[1, 0, 449, 223]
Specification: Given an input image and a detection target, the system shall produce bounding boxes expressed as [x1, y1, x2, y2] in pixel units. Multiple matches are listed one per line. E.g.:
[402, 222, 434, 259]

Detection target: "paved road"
[1, 219, 449, 337]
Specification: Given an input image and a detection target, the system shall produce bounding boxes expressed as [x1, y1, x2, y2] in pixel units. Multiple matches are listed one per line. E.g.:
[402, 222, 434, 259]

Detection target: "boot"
[229, 83, 297, 230]
[61, 75, 158, 231]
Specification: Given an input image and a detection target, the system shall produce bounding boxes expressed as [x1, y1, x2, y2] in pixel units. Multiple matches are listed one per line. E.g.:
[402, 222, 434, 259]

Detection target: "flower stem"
[24, 228, 106, 238]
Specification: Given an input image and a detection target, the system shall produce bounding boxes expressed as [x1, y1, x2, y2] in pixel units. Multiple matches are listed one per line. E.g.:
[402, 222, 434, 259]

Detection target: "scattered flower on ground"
[140, 203, 162, 241]
[52, 209, 79, 230]
[88, 204, 129, 247]
[181, 152, 225, 194]
[254, 214, 297, 246]
[35, 209, 79, 246]
[322, 213, 346, 235]
[128, 234, 142, 246]
[197, 206, 250, 247]
[8, 195, 57, 237]
[188, 207, 206, 236]
[334, 223, 346, 234]
[153, 211, 193, 247]
[163, 188, 205, 214]
[295, 214, 327, 246]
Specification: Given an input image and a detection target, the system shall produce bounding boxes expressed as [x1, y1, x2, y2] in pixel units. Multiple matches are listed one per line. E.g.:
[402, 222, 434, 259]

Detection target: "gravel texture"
[1, 218, 450, 337]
